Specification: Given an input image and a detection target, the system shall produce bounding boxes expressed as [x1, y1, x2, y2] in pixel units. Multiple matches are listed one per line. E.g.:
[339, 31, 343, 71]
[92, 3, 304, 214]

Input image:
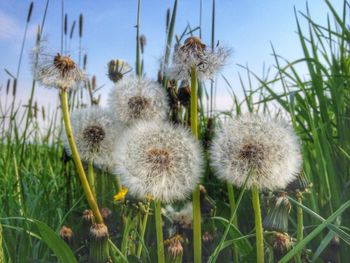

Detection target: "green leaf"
[33, 220, 77, 263]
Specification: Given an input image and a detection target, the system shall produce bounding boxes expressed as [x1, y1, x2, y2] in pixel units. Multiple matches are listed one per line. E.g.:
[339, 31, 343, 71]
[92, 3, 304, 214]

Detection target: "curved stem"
[190, 66, 201, 263]
[60, 90, 103, 224]
[252, 186, 264, 263]
[154, 200, 165, 263]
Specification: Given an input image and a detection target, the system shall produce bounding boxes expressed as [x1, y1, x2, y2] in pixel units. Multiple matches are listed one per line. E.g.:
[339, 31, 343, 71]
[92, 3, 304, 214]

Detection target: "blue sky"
[0, 0, 344, 110]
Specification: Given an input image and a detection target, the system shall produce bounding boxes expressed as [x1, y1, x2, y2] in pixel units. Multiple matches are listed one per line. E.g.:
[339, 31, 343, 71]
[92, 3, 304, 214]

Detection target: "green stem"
[137, 204, 150, 258]
[252, 186, 264, 263]
[296, 196, 304, 263]
[60, 90, 103, 224]
[154, 200, 165, 263]
[191, 66, 201, 263]
[135, 0, 141, 76]
[87, 161, 96, 198]
[227, 183, 239, 262]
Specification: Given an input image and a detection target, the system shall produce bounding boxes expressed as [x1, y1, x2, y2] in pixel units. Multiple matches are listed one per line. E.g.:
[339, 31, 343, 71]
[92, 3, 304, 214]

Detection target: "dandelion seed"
[114, 121, 203, 203]
[108, 76, 169, 126]
[32, 45, 85, 90]
[62, 107, 121, 169]
[167, 36, 230, 81]
[107, 59, 132, 83]
[210, 114, 302, 191]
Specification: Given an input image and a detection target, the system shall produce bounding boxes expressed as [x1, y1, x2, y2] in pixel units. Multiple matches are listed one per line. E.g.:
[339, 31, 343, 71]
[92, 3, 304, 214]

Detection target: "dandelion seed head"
[63, 107, 121, 170]
[167, 36, 230, 81]
[210, 114, 302, 191]
[108, 76, 169, 126]
[32, 45, 85, 89]
[114, 121, 203, 203]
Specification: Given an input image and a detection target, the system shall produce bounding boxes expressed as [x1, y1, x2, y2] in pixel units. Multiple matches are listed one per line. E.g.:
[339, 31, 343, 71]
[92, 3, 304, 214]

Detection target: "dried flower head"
[59, 226, 73, 241]
[63, 107, 121, 169]
[107, 59, 132, 83]
[164, 235, 184, 259]
[114, 121, 203, 203]
[101, 208, 112, 220]
[32, 45, 85, 89]
[82, 209, 94, 223]
[108, 76, 169, 126]
[163, 202, 193, 229]
[89, 223, 109, 240]
[210, 114, 302, 190]
[263, 192, 291, 232]
[266, 231, 294, 259]
[167, 36, 230, 81]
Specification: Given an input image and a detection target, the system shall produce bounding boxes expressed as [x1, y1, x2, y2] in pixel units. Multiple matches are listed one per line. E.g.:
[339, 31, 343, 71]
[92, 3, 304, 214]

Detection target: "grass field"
[1, 0, 350, 262]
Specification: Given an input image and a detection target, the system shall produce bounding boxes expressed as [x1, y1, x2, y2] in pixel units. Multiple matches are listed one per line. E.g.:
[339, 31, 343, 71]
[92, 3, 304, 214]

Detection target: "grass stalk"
[252, 186, 264, 263]
[227, 183, 239, 262]
[154, 200, 165, 263]
[59, 90, 103, 224]
[135, 0, 141, 76]
[137, 204, 150, 258]
[190, 66, 201, 263]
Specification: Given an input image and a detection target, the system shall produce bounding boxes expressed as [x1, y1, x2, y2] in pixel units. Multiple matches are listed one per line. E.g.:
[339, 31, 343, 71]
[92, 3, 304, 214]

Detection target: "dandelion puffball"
[32, 46, 85, 89]
[63, 107, 121, 169]
[108, 76, 169, 126]
[167, 36, 230, 81]
[114, 121, 203, 203]
[210, 114, 302, 191]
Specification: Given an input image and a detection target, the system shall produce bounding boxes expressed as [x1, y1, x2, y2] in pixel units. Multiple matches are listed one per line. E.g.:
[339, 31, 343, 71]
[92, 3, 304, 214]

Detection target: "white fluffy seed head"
[163, 202, 193, 228]
[63, 107, 121, 170]
[32, 45, 85, 90]
[210, 114, 302, 191]
[108, 76, 169, 126]
[114, 121, 203, 203]
[167, 36, 230, 81]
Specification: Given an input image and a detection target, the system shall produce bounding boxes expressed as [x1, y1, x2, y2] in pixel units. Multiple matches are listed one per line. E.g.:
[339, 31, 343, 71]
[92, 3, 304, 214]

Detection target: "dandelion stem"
[137, 203, 150, 258]
[227, 183, 239, 262]
[296, 195, 304, 262]
[190, 66, 201, 263]
[60, 90, 103, 224]
[252, 186, 264, 263]
[87, 161, 96, 197]
[154, 200, 165, 263]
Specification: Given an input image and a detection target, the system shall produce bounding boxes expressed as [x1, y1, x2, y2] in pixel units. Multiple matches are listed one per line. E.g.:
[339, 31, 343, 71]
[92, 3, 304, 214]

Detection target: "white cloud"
[0, 10, 36, 41]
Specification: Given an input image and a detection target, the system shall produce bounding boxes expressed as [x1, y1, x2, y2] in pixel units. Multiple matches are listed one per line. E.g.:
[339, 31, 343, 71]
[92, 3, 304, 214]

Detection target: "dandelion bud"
[139, 34, 146, 54]
[263, 192, 291, 232]
[59, 226, 73, 244]
[107, 59, 132, 83]
[165, 235, 184, 262]
[286, 171, 311, 195]
[82, 209, 94, 223]
[101, 208, 112, 220]
[89, 223, 110, 263]
[177, 80, 191, 107]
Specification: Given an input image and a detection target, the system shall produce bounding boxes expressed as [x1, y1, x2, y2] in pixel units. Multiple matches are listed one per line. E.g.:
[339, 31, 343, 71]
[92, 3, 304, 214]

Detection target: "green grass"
[1, 0, 350, 262]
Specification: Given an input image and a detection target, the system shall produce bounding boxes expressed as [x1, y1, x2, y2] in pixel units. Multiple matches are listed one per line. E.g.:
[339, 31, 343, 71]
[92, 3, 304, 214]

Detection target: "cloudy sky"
[0, 0, 344, 112]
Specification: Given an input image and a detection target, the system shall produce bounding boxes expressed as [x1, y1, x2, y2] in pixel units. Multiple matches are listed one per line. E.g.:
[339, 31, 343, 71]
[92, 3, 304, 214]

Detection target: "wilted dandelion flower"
[63, 107, 121, 169]
[108, 76, 169, 126]
[163, 202, 193, 228]
[107, 59, 132, 83]
[32, 46, 85, 90]
[167, 36, 230, 81]
[114, 121, 203, 203]
[210, 114, 302, 190]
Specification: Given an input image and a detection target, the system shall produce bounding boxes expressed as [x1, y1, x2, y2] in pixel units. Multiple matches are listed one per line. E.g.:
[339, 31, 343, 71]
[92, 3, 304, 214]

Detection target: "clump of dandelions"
[32, 45, 85, 90]
[63, 107, 121, 169]
[114, 121, 203, 203]
[167, 36, 230, 81]
[108, 76, 169, 126]
[210, 114, 302, 190]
